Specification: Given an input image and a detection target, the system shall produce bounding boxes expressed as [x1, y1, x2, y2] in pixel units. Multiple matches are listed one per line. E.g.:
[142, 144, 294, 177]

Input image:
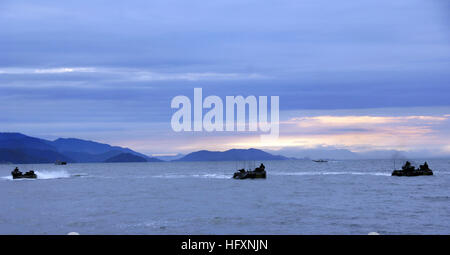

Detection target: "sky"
[0, 0, 449, 157]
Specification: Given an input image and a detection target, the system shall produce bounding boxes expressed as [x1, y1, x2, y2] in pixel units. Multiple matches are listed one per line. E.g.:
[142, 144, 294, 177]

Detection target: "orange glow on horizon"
[114, 114, 449, 154]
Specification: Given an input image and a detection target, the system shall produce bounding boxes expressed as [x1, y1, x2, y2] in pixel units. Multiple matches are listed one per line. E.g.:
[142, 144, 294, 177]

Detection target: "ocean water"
[0, 159, 449, 235]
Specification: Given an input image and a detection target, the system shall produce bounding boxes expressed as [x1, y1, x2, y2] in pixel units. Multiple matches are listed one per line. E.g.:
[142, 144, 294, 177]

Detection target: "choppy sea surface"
[0, 159, 449, 234]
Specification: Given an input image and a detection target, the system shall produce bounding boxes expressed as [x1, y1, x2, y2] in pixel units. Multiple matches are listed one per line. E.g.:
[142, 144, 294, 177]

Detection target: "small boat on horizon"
[312, 159, 328, 163]
[55, 160, 67, 165]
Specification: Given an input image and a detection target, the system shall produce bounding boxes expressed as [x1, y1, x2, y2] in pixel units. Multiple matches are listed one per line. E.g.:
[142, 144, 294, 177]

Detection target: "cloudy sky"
[0, 0, 449, 157]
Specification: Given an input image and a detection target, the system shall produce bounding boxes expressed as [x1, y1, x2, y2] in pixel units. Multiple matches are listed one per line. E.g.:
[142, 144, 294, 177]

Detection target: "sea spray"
[33, 170, 71, 179]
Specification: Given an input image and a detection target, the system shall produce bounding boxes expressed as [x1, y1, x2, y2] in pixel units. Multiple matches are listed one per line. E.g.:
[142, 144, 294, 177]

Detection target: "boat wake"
[271, 171, 391, 176]
[34, 170, 71, 179]
[1, 170, 85, 180]
[153, 173, 229, 179]
[150, 171, 391, 179]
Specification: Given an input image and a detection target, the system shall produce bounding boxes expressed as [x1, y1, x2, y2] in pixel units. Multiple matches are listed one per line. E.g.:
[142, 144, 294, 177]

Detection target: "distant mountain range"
[175, 148, 289, 161]
[265, 147, 417, 160]
[0, 133, 294, 164]
[104, 153, 148, 163]
[3, 132, 423, 165]
[153, 153, 185, 161]
[0, 132, 162, 164]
